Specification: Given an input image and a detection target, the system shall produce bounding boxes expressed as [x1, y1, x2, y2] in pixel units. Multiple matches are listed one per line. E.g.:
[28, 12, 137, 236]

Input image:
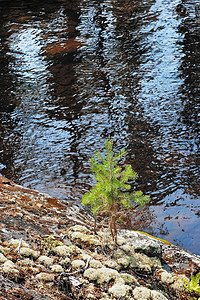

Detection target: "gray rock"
[133, 241, 162, 258]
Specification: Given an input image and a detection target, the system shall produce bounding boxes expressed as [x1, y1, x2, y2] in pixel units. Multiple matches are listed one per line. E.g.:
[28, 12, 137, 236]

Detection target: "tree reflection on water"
[0, 0, 199, 254]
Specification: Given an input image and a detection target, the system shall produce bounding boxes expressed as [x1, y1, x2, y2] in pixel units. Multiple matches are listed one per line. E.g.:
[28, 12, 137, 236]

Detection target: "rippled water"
[0, 0, 200, 254]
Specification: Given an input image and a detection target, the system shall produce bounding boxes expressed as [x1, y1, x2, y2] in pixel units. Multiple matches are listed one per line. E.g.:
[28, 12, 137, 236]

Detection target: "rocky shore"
[0, 175, 200, 299]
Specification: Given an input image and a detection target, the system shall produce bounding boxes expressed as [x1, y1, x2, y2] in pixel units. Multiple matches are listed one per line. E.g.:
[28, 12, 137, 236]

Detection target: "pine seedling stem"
[82, 140, 150, 245]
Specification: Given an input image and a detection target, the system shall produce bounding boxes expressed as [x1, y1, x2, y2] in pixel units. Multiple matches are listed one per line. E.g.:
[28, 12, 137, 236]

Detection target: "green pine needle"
[81, 139, 150, 244]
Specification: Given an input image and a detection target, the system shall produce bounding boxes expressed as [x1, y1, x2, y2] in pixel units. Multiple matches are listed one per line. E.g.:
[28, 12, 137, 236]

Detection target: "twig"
[65, 269, 83, 276]
[17, 238, 22, 253]
[85, 256, 91, 269]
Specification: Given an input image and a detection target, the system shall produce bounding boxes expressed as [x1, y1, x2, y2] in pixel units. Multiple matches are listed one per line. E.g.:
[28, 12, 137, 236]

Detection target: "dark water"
[0, 0, 200, 254]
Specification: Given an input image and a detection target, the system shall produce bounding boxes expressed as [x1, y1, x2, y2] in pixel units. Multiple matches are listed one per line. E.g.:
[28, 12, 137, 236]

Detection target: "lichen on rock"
[2, 260, 19, 274]
[53, 245, 72, 257]
[9, 239, 30, 249]
[71, 231, 101, 246]
[18, 258, 34, 266]
[50, 264, 64, 273]
[117, 257, 130, 268]
[36, 272, 55, 282]
[38, 255, 54, 266]
[60, 257, 70, 265]
[120, 272, 139, 285]
[133, 240, 162, 258]
[89, 259, 103, 269]
[19, 247, 40, 259]
[158, 269, 174, 284]
[0, 245, 7, 255]
[103, 259, 121, 271]
[132, 287, 151, 300]
[84, 267, 120, 284]
[108, 283, 131, 298]
[171, 274, 188, 291]
[69, 225, 90, 233]
[0, 176, 199, 300]
[97, 267, 120, 284]
[72, 259, 85, 268]
[0, 252, 7, 263]
[84, 268, 99, 281]
[134, 252, 161, 269]
[151, 290, 168, 300]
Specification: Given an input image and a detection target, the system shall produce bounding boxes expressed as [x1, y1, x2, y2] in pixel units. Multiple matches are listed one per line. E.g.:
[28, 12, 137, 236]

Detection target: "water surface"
[0, 0, 200, 254]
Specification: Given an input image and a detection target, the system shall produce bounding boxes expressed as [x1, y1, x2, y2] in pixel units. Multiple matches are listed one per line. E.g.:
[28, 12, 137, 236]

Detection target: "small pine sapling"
[184, 273, 200, 296]
[82, 140, 150, 244]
